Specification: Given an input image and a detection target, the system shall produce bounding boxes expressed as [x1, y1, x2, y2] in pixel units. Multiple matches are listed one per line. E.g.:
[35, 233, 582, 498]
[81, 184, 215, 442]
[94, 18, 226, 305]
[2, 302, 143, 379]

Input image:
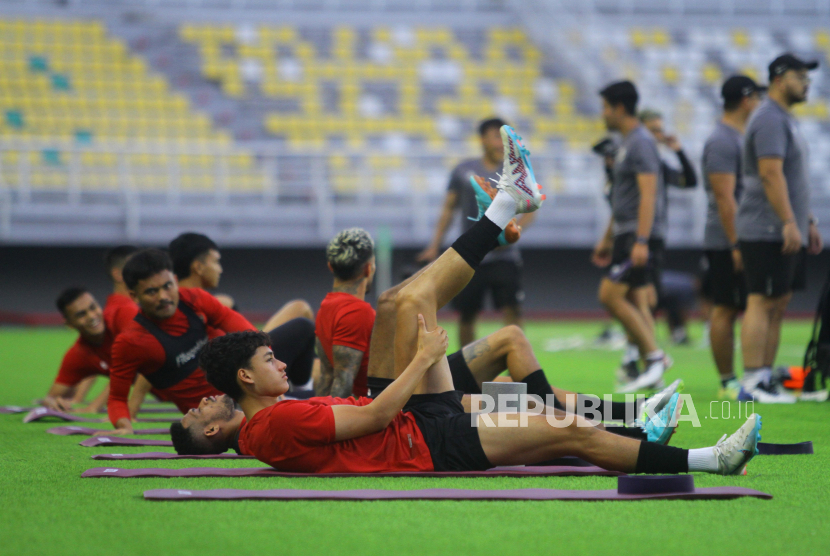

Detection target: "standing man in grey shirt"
[417, 118, 535, 346]
[736, 54, 823, 403]
[592, 81, 670, 393]
[702, 75, 764, 401]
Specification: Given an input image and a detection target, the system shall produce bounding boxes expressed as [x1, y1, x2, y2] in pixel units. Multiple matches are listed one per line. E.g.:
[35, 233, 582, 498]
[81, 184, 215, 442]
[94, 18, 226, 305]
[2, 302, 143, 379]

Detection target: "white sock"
[645, 350, 664, 362]
[623, 343, 640, 364]
[687, 447, 719, 472]
[742, 367, 771, 388]
[483, 191, 516, 229]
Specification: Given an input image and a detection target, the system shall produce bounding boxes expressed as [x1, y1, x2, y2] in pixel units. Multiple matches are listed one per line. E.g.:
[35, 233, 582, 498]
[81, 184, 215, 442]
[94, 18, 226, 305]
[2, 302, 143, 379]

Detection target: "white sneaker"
[741, 370, 796, 404]
[799, 389, 829, 402]
[498, 125, 545, 214]
[617, 357, 665, 393]
[636, 378, 684, 424]
[713, 414, 762, 475]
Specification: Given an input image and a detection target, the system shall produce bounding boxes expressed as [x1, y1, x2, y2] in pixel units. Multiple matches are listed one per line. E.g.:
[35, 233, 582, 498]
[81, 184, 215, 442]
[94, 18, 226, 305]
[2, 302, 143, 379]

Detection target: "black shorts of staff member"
[739, 241, 806, 298]
[608, 232, 665, 290]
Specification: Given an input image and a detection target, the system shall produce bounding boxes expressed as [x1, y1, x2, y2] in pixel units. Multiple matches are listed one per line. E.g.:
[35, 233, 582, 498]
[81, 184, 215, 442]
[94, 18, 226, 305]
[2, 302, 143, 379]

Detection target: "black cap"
[768, 53, 819, 81]
[721, 75, 767, 103]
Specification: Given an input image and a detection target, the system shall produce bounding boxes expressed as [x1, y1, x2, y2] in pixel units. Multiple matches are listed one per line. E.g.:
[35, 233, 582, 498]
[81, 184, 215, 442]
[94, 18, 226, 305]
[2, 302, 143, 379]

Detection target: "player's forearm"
[368, 353, 434, 427]
[106, 375, 133, 426]
[761, 170, 795, 223]
[676, 150, 698, 188]
[636, 176, 656, 238]
[84, 385, 110, 413]
[714, 195, 739, 245]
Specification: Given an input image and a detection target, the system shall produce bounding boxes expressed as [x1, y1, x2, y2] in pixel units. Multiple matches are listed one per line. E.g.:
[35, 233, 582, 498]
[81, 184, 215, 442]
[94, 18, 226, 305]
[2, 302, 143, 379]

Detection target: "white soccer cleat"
[617, 358, 664, 393]
[497, 125, 545, 214]
[799, 389, 829, 402]
[714, 413, 762, 475]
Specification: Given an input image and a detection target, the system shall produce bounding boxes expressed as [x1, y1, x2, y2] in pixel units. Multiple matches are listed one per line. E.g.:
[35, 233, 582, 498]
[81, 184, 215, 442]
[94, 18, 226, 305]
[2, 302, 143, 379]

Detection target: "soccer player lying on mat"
[178, 126, 760, 475]
[168, 232, 314, 332]
[106, 249, 317, 433]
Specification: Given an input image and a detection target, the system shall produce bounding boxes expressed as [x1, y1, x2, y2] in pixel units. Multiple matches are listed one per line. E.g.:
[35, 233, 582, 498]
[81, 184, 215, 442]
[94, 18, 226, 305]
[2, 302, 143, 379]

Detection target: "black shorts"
[705, 250, 747, 309]
[451, 260, 523, 319]
[405, 390, 492, 472]
[367, 350, 477, 397]
[609, 233, 664, 290]
[739, 241, 806, 297]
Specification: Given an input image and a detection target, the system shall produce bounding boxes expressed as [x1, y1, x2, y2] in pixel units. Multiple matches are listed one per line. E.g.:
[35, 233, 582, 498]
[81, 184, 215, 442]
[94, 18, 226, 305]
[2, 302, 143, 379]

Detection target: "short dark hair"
[600, 81, 639, 116]
[199, 330, 272, 401]
[478, 117, 508, 136]
[326, 228, 375, 281]
[122, 249, 174, 290]
[56, 287, 88, 317]
[103, 245, 138, 275]
[170, 422, 227, 455]
[169, 233, 219, 280]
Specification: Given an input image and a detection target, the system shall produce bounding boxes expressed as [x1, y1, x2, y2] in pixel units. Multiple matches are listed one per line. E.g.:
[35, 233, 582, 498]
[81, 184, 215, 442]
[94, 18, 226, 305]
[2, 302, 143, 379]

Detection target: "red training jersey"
[53, 332, 114, 387]
[103, 293, 139, 338]
[107, 288, 254, 425]
[315, 292, 376, 397]
[238, 396, 433, 473]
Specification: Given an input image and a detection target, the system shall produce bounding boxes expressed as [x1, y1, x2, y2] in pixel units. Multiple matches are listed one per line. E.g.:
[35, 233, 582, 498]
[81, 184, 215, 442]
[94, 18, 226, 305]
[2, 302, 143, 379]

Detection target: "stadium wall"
[2, 246, 828, 324]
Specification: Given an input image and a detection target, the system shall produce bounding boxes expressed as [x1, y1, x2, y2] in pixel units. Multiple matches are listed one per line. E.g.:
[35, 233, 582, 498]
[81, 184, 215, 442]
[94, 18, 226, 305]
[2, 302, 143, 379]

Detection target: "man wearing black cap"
[736, 54, 823, 403]
[592, 80, 669, 393]
[702, 75, 764, 401]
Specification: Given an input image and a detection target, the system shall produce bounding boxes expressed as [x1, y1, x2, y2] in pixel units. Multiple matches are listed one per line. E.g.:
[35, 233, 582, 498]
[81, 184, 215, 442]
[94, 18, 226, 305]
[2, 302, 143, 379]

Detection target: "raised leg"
[262, 300, 314, 332]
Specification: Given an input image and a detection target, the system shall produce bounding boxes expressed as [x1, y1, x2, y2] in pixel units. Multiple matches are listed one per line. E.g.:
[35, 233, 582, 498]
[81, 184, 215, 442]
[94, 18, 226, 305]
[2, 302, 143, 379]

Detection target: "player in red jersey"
[169, 232, 313, 333]
[41, 288, 114, 413]
[108, 248, 316, 433]
[314, 228, 377, 398]
[102, 245, 141, 337]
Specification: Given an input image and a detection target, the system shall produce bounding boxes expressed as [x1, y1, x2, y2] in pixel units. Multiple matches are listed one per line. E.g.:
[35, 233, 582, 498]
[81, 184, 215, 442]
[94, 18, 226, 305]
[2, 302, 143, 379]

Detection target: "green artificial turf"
[1, 321, 828, 556]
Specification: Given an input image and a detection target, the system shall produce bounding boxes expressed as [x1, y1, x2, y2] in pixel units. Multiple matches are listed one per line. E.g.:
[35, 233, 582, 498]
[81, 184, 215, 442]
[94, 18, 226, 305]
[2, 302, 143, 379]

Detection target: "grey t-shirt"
[737, 98, 811, 244]
[447, 158, 521, 264]
[702, 122, 743, 250]
[610, 125, 666, 238]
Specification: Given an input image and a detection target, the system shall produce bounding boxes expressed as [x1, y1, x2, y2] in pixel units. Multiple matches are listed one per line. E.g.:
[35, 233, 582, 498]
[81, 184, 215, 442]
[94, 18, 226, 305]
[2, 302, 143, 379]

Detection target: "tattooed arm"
[330, 345, 364, 398]
[314, 338, 335, 396]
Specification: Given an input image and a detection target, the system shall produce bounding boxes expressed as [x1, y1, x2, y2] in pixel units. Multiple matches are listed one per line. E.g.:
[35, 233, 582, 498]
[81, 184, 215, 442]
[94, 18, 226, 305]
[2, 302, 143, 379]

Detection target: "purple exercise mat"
[79, 437, 173, 447]
[23, 408, 178, 424]
[1, 405, 29, 414]
[144, 487, 772, 501]
[83, 466, 622, 478]
[93, 452, 254, 460]
[48, 426, 169, 436]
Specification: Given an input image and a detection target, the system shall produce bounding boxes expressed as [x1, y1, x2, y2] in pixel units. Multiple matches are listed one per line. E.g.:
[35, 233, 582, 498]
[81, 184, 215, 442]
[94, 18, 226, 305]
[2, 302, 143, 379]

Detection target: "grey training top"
[611, 125, 666, 238]
[702, 122, 743, 250]
[447, 158, 521, 264]
[737, 98, 811, 245]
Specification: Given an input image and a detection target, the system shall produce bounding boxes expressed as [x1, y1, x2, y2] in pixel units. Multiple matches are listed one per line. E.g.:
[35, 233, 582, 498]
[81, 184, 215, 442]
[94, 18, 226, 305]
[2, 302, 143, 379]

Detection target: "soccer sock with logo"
[450, 215, 503, 270]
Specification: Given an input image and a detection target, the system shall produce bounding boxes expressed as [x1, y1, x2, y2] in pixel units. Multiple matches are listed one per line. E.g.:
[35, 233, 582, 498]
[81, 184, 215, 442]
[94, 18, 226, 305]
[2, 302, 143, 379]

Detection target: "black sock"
[450, 216, 502, 270]
[522, 370, 556, 407]
[720, 374, 736, 388]
[634, 441, 689, 474]
[604, 425, 648, 441]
